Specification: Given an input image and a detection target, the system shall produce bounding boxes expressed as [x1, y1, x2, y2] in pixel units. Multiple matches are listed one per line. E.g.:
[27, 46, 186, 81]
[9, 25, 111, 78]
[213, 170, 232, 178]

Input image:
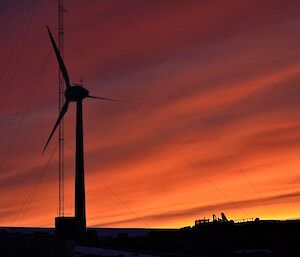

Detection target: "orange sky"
[1, 0, 300, 228]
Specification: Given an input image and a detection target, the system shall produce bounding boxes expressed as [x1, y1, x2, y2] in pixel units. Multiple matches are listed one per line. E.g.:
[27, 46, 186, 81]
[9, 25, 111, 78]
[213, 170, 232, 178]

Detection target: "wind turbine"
[43, 26, 120, 234]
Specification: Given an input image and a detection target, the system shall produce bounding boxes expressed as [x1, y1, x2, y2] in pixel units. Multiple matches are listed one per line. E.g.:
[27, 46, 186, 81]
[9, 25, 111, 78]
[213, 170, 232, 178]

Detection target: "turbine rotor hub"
[65, 85, 89, 101]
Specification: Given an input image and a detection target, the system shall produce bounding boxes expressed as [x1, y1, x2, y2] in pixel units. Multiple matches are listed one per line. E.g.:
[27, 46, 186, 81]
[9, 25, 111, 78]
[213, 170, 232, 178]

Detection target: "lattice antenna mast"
[58, 0, 65, 217]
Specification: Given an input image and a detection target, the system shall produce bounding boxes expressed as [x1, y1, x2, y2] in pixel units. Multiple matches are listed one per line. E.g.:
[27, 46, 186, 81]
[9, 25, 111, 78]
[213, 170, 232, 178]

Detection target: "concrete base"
[55, 217, 98, 244]
[55, 217, 83, 240]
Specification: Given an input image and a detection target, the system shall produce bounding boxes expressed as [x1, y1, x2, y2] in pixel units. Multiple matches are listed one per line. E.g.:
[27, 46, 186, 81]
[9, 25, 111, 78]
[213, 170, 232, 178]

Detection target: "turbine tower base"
[55, 217, 97, 244]
[55, 216, 85, 240]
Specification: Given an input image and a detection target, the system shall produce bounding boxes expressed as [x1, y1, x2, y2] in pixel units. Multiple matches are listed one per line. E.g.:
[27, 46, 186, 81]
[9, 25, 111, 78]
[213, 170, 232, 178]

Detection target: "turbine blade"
[42, 101, 69, 154]
[47, 26, 70, 88]
[87, 95, 123, 102]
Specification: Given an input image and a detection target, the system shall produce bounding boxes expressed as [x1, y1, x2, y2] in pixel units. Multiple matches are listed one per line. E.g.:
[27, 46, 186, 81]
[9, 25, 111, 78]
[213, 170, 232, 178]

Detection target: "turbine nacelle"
[65, 85, 89, 102]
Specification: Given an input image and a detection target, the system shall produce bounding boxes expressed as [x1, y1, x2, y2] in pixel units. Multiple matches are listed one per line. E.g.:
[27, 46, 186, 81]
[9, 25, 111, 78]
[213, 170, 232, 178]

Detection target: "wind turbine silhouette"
[43, 26, 120, 234]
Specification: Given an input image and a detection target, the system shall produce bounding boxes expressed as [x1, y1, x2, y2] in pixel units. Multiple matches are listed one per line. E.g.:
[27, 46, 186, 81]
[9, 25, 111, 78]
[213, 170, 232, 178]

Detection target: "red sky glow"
[1, 0, 300, 228]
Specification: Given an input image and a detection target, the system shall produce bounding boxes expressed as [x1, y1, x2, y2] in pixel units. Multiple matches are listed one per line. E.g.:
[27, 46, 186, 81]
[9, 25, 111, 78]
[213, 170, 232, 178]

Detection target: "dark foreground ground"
[1, 220, 300, 257]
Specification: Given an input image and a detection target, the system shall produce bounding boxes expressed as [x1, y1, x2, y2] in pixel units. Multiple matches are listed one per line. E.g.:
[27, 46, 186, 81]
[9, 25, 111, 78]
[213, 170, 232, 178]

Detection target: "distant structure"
[195, 213, 232, 226]
[195, 213, 260, 228]
[43, 27, 120, 239]
[195, 217, 210, 226]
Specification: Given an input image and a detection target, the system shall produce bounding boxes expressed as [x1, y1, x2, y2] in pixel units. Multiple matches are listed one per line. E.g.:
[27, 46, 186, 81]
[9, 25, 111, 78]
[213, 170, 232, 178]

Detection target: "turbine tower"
[44, 26, 120, 237]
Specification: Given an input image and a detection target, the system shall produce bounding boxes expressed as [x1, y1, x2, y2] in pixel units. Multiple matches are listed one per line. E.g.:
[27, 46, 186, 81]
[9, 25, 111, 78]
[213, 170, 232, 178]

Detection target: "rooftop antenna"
[44, 26, 121, 236]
